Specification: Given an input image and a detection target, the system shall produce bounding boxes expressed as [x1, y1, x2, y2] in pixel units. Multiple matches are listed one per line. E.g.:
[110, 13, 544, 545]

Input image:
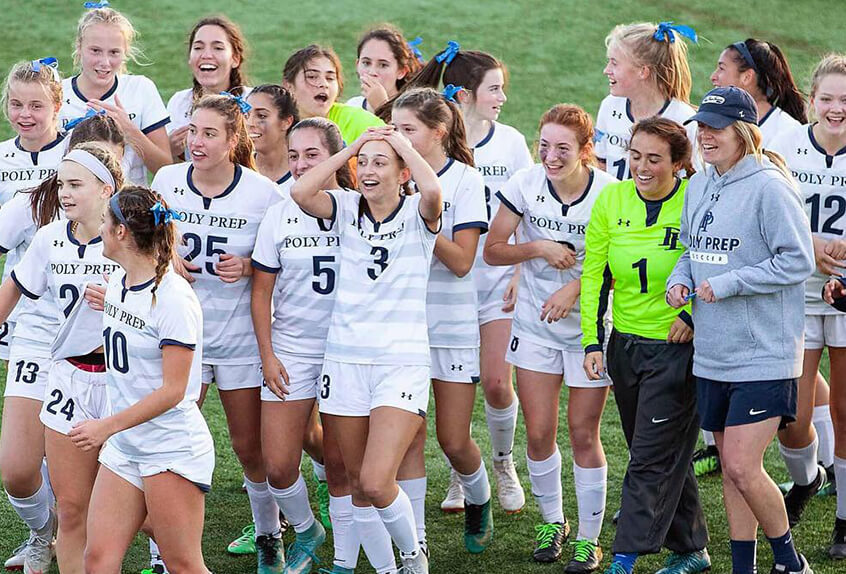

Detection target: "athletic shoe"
[493, 458, 525, 514]
[830, 517, 846, 559]
[314, 473, 332, 530]
[784, 465, 826, 527]
[612, 509, 620, 525]
[464, 500, 493, 553]
[440, 468, 464, 513]
[532, 521, 569, 563]
[692, 445, 721, 477]
[398, 548, 428, 574]
[228, 523, 256, 555]
[419, 539, 429, 559]
[256, 533, 285, 574]
[140, 566, 167, 574]
[820, 465, 836, 497]
[279, 512, 291, 536]
[768, 553, 812, 573]
[316, 568, 354, 574]
[654, 549, 711, 573]
[564, 539, 602, 573]
[283, 521, 326, 574]
[4, 537, 28, 571]
[602, 563, 629, 574]
[23, 508, 54, 574]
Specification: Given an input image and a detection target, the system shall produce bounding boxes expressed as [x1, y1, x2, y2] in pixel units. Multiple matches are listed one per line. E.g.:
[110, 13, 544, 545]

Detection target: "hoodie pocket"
[694, 297, 756, 363]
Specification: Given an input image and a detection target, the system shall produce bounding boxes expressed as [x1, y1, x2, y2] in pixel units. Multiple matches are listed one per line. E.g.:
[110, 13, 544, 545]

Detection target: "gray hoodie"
[667, 154, 814, 382]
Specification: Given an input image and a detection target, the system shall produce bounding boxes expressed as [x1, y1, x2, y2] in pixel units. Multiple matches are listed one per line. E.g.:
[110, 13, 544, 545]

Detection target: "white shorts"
[430, 347, 480, 383]
[40, 360, 109, 435]
[506, 335, 611, 388]
[0, 319, 13, 361]
[202, 362, 263, 391]
[804, 314, 846, 350]
[99, 440, 214, 493]
[4, 347, 51, 401]
[474, 261, 515, 326]
[478, 296, 513, 326]
[261, 353, 322, 402]
[318, 360, 430, 417]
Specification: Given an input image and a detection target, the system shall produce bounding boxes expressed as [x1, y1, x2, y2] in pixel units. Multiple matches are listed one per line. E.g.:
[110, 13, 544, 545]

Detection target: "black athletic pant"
[607, 329, 709, 555]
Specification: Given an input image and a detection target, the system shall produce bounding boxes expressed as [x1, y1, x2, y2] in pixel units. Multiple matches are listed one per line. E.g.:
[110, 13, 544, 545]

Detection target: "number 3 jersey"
[324, 190, 439, 366]
[770, 124, 846, 315]
[497, 165, 618, 351]
[252, 195, 341, 361]
[154, 163, 282, 365]
[102, 268, 212, 462]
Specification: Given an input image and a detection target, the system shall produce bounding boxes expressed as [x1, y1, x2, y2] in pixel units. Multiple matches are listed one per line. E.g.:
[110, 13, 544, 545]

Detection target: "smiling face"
[187, 107, 235, 170]
[246, 92, 291, 154]
[812, 73, 846, 139]
[99, 202, 122, 259]
[467, 67, 507, 122]
[58, 160, 110, 223]
[189, 24, 240, 92]
[288, 127, 331, 180]
[356, 139, 409, 202]
[392, 106, 444, 159]
[698, 123, 744, 174]
[6, 80, 59, 143]
[79, 22, 127, 91]
[538, 123, 586, 184]
[356, 38, 406, 98]
[629, 131, 681, 196]
[710, 48, 755, 92]
[603, 43, 644, 97]
[286, 57, 339, 118]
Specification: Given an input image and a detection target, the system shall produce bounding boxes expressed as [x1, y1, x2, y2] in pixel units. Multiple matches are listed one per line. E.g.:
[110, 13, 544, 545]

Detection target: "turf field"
[0, 0, 843, 572]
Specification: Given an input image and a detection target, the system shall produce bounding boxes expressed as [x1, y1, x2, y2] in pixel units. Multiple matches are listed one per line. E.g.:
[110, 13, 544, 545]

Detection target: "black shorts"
[697, 377, 797, 432]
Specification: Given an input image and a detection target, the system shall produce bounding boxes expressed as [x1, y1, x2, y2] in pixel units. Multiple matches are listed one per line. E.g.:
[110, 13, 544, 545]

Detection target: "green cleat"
[317, 568, 354, 574]
[464, 500, 493, 553]
[532, 521, 569, 562]
[256, 534, 285, 574]
[564, 539, 602, 573]
[692, 446, 720, 477]
[140, 567, 166, 574]
[227, 523, 256, 555]
[655, 549, 711, 574]
[315, 472, 332, 530]
[283, 521, 326, 574]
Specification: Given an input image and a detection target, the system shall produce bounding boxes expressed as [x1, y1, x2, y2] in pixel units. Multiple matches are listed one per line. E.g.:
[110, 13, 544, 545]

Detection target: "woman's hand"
[535, 240, 576, 270]
[84, 274, 109, 311]
[667, 316, 694, 344]
[88, 95, 137, 137]
[583, 351, 605, 380]
[360, 77, 389, 111]
[540, 280, 579, 323]
[666, 284, 690, 308]
[261, 355, 291, 401]
[695, 280, 716, 303]
[168, 125, 189, 160]
[823, 277, 846, 305]
[68, 418, 115, 452]
[502, 270, 520, 313]
[172, 255, 200, 284]
[215, 254, 249, 283]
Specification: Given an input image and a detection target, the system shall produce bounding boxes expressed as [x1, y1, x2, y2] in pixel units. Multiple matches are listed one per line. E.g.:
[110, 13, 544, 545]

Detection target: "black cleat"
[564, 539, 602, 573]
[784, 465, 826, 528]
[532, 520, 569, 563]
[830, 517, 846, 559]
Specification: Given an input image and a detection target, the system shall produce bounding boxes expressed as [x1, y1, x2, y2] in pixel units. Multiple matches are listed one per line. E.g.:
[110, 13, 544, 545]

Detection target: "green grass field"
[0, 0, 844, 572]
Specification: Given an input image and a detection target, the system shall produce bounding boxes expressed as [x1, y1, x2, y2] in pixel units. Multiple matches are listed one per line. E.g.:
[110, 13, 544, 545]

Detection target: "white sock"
[527, 447, 564, 524]
[836, 456, 846, 520]
[40, 458, 53, 505]
[573, 463, 607, 542]
[457, 461, 491, 505]
[268, 474, 315, 534]
[779, 437, 819, 486]
[813, 405, 835, 468]
[702, 430, 716, 447]
[6, 478, 52, 531]
[486, 398, 518, 462]
[398, 477, 427, 543]
[244, 476, 281, 537]
[329, 495, 357, 569]
[375, 489, 419, 555]
[352, 504, 396, 573]
[312, 459, 327, 482]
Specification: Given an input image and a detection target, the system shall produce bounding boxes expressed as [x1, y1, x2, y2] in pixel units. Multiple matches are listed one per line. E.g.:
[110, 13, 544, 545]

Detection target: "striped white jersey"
[427, 159, 487, 348]
[166, 87, 253, 133]
[252, 195, 341, 361]
[498, 165, 618, 350]
[771, 123, 846, 315]
[324, 190, 439, 365]
[154, 163, 282, 364]
[472, 122, 533, 311]
[759, 106, 802, 149]
[10, 220, 118, 358]
[102, 268, 212, 462]
[59, 75, 169, 185]
[0, 135, 66, 206]
[276, 171, 294, 199]
[595, 95, 697, 180]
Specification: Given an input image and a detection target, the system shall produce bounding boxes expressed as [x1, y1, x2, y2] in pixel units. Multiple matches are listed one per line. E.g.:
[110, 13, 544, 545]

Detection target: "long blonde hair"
[731, 121, 795, 185]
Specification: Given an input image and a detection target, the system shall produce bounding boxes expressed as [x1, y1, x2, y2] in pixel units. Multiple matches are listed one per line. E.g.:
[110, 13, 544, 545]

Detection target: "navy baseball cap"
[685, 86, 758, 129]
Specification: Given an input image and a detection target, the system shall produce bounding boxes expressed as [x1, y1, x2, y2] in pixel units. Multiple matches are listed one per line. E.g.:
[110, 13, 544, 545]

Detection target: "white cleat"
[398, 548, 429, 574]
[23, 509, 54, 574]
[493, 458, 525, 514]
[4, 537, 28, 571]
[440, 468, 465, 513]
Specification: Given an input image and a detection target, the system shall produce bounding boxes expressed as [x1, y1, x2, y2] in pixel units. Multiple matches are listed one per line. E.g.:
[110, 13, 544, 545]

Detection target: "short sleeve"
[452, 169, 489, 234]
[137, 76, 170, 135]
[10, 226, 49, 298]
[166, 90, 189, 133]
[594, 98, 610, 161]
[156, 283, 201, 349]
[326, 189, 351, 229]
[251, 204, 283, 274]
[495, 171, 526, 217]
[0, 194, 34, 253]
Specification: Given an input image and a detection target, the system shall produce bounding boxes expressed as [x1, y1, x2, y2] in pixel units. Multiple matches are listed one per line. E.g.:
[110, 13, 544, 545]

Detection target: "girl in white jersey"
[60, 5, 171, 185]
[167, 15, 250, 161]
[292, 125, 441, 574]
[348, 25, 422, 114]
[70, 187, 213, 574]
[770, 54, 846, 559]
[0, 142, 122, 574]
[153, 94, 284, 572]
[247, 85, 298, 194]
[485, 104, 617, 571]
[598, 22, 698, 181]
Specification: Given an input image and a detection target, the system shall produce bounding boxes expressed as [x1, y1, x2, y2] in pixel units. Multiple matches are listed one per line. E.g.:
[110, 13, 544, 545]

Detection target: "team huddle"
[0, 3, 845, 574]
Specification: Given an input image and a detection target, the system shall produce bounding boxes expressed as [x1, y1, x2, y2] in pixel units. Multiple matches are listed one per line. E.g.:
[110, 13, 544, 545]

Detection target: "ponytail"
[192, 94, 256, 170]
[392, 87, 474, 167]
[732, 122, 796, 185]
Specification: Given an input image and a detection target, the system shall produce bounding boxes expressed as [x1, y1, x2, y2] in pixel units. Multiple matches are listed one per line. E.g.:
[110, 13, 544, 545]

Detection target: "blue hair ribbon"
[31, 57, 60, 83]
[408, 37, 424, 64]
[653, 22, 698, 44]
[220, 91, 252, 114]
[435, 40, 460, 65]
[150, 201, 184, 226]
[442, 84, 464, 103]
[64, 108, 106, 130]
[83, 1, 110, 8]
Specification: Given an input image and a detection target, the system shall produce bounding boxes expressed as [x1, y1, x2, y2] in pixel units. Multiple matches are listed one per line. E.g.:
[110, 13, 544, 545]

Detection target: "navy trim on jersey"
[495, 190, 523, 216]
[303, 191, 339, 225]
[251, 259, 281, 274]
[360, 98, 368, 110]
[638, 177, 682, 227]
[0, 244, 8, 255]
[66, 221, 102, 258]
[592, 263, 614, 351]
[187, 164, 243, 209]
[475, 123, 496, 149]
[120, 275, 156, 303]
[10, 270, 39, 300]
[276, 171, 293, 185]
[808, 123, 846, 169]
[159, 338, 197, 350]
[625, 98, 671, 123]
[453, 221, 489, 234]
[71, 75, 119, 103]
[758, 106, 776, 128]
[14, 133, 66, 165]
[141, 117, 171, 135]
[546, 169, 594, 216]
[364, 194, 405, 232]
[436, 158, 456, 177]
[421, 211, 443, 235]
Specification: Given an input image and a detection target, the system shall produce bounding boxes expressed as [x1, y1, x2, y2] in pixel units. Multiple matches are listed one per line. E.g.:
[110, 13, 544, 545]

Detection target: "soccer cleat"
[602, 563, 630, 574]
[228, 523, 257, 555]
[768, 553, 812, 573]
[4, 537, 28, 571]
[317, 568, 354, 574]
[256, 533, 285, 574]
[532, 521, 569, 563]
[283, 521, 326, 574]
[830, 517, 846, 559]
[23, 508, 54, 574]
[612, 509, 620, 525]
[464, 500, 494, 553]
[440, 468, 465, 513]
[692, 445, 721, 477]
[783, 465, 826, 528]
[398, 548, 428, 574]
[654, 549, 711, 573]
[315, 473, 332, 530]
[820, 465, 836, 497]
[493, 458, 525, 514]
[140, 566, 167, 574]
[564, 539, 602, 573]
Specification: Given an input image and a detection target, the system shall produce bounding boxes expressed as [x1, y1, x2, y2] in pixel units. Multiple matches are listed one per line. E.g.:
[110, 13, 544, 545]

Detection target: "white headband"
[63, 149, 115, 190]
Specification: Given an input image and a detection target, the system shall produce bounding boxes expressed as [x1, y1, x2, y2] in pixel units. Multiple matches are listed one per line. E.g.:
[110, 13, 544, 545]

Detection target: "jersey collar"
[474, 123, 496, 149]
[625, 98, 671, 123]
[71, 74, 120, 103]
[276, 171, 292, 185]
[808, 123, 846, 169]
[363, 194, 406, 233]
[436, 157, 455, 177]
[546, 168, 594, 216]
[120, 274, 157, 302]
[14, 133, 66, 165]
[187, 164, 243, 209]
[758, 106, 776, 127]
[66, 220, 102, 258]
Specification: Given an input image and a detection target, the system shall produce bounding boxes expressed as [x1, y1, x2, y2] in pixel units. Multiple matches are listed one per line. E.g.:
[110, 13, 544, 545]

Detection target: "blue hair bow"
[150, 202, 184, 226]
[64, 108, 107, 130]
[408, 37, 424, 64]
[435, 41, 460, 65]
[220, 91, 252, 114]
[83, 1, 110, 8]
[31, 57, 58, 74]
[653, 22, 698, 44]
[442, 84, 464, 103]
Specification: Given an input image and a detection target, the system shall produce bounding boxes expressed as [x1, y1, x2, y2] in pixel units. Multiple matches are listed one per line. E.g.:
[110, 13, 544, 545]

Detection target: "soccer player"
[348, 25, 422, 113]
[667, 86, 815, 574]
[246, 85, 298, 194]
[485, 104, 617, 571]
[71, 187, 213, 574]
[582, 117, 710, 574]
[60, 4, 171, 184]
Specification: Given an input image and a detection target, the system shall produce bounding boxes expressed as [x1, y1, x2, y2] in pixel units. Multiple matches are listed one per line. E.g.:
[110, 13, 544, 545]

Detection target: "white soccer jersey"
[276, 171, 294, 199]
[154, 163, 282, 364]
[346, 95, 368, 111]
[324, 190, 438, 365]
[595, 95, 697, 180]
[771, 123, 846, 315]
[427, 159, 487, 347]
[472, 122, 534, 311]
[167, 87, 253, 133]
[252, 197, 341, 360]
[759, 106, 802, 149]
[11, 220, 119, 358]
[498, 165, 618, 350]
[0, 135, 66, 206]
[59, 75, 169, 185]
[102, 268, 212, 462]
